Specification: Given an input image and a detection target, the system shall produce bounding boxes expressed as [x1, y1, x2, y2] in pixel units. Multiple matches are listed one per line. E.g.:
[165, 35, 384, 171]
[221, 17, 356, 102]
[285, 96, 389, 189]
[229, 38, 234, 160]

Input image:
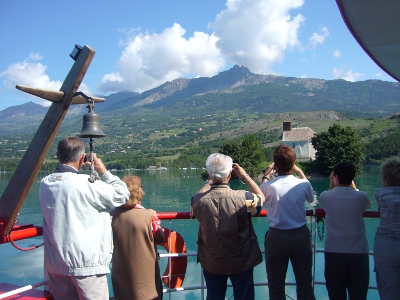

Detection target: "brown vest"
[191, 184, 262, 275]
[111, 207, 163, 300]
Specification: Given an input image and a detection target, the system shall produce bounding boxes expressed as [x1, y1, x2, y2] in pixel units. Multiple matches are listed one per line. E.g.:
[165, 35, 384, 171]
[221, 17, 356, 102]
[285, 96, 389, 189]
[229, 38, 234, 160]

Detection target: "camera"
[83, 155, 89, 163]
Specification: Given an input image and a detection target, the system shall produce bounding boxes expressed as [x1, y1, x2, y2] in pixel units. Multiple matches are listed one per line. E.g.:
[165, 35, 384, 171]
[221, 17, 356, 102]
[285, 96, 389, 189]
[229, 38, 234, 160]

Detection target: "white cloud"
[0, 55, 91, 107]
[332, 67, 362, 82]
[309, 27, 329, 48]
[0, 61, 60, 91]
[210, 0, 305, 74]
[99, 23, 224, 94]
[333, 49, 341, 59]
[376, 73, 382, 78]
[99, 0, 308, 94]
[29, 53, 43, 61]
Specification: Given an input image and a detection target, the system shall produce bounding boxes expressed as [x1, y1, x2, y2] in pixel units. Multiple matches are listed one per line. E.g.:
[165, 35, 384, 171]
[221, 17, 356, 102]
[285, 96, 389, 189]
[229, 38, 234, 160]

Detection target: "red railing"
[0, 224, 43, 244]
[1, 209, 380, 244]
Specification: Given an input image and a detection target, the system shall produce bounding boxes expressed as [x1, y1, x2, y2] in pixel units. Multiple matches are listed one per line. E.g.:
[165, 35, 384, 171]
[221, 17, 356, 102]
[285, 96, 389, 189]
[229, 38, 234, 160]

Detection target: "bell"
[78, 110, 106, 138]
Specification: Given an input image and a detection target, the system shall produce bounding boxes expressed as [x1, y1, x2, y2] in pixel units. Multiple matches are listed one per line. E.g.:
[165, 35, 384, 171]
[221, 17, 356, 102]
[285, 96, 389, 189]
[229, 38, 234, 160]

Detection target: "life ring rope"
[159, 227, 188, 289]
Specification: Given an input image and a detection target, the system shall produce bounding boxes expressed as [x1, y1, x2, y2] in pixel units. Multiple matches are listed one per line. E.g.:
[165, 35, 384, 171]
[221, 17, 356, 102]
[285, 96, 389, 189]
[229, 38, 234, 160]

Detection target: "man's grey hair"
[206, 153, 233, 183]
[57, 136, 85, 164]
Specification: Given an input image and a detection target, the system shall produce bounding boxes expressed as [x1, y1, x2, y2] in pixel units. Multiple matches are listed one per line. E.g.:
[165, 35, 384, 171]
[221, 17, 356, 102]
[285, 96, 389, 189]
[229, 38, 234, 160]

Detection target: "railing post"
[200, 267, 205, 300]
[167, 219, 172, 300]
[312, 213, 317, 291]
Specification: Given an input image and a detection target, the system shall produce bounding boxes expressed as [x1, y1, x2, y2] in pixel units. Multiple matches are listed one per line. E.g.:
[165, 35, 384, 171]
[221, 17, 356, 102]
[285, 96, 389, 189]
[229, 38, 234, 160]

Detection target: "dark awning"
[336, 0, 400, 82]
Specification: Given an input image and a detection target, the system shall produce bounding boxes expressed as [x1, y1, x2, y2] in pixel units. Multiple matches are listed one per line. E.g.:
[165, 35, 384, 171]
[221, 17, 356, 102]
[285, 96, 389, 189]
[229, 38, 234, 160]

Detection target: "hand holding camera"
[232, 163, 248, 179]
[92, 153, 107, 175]
[262, 163, 275, 182]
[82, 153, 107, 175]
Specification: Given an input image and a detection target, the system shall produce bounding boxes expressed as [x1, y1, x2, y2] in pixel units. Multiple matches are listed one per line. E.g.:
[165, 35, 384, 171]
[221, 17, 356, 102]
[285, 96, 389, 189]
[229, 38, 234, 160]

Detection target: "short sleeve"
[245, 191, 263, 217]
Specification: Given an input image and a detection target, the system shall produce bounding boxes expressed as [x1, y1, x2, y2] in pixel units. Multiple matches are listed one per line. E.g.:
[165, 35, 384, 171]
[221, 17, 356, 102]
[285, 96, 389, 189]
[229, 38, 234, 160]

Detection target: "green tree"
[264, 147, 274, 162]
[219, 133, 265, 176]
[311, 123, 365, 176]
[365, 127, 400, 163]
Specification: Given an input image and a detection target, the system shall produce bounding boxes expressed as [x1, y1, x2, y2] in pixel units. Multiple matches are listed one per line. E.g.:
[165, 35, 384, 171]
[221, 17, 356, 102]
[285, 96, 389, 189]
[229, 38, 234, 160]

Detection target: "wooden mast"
[0, 45, 102, 236]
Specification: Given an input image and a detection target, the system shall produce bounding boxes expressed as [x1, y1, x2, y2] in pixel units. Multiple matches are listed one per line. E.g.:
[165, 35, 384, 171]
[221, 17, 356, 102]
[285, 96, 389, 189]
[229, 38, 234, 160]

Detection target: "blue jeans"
[374, 236, 400, 300]
[203, 268, 255, 300]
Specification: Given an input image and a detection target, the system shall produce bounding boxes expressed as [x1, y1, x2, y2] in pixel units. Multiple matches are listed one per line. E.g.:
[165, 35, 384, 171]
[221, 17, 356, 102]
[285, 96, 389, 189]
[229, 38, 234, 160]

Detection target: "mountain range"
[1, 65, 400, 138]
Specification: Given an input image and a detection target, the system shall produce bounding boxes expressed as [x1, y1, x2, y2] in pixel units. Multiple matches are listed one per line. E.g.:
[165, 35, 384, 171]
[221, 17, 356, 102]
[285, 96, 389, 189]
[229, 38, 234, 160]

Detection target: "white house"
[282, 116, 316, 161]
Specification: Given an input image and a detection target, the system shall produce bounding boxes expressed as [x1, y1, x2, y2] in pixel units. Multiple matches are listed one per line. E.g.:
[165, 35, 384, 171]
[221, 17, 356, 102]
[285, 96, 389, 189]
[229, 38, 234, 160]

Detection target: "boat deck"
[1, 209, 379, 299]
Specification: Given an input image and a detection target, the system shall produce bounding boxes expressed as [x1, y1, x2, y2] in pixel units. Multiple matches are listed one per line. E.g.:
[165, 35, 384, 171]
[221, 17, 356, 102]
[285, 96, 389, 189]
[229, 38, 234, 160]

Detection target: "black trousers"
[325, 252, 369, 300]
[264, 225, 315, 300]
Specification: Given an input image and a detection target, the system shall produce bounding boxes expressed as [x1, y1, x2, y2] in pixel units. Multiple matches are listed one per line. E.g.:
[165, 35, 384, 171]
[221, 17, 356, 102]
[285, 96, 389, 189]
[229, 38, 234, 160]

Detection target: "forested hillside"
[1, 66, 400, 171]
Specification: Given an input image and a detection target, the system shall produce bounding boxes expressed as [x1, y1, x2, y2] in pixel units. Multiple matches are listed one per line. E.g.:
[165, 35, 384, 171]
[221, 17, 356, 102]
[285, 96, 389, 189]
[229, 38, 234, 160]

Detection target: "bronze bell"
[78, 105, 106, 138]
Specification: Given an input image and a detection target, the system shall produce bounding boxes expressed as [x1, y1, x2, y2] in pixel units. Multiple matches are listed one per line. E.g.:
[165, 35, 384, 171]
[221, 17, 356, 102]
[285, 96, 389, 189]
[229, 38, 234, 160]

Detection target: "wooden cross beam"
[0, 45, 101, 236]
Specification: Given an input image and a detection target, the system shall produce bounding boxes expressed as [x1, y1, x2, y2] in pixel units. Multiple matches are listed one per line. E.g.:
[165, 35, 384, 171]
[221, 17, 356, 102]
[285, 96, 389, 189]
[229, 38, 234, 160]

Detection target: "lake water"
[0, 166, 382, 299]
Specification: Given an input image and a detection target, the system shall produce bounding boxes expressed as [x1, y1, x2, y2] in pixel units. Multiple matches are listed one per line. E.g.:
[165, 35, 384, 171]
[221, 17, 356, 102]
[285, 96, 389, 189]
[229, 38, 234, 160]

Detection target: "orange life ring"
[159, 227, 188, 288]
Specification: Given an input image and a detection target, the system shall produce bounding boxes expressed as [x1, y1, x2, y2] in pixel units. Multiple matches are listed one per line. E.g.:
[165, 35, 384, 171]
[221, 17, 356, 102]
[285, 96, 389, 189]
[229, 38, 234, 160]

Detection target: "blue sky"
[0, 0, 396, 111]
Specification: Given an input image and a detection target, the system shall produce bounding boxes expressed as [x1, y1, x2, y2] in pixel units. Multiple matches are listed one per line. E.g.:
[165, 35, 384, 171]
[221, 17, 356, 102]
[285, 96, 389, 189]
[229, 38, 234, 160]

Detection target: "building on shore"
[282, 116, 316, 161]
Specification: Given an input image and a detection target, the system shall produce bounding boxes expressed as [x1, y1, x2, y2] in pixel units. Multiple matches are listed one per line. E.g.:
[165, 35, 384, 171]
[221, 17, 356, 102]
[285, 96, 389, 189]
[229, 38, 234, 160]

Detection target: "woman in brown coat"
[111, 175, 165, 300]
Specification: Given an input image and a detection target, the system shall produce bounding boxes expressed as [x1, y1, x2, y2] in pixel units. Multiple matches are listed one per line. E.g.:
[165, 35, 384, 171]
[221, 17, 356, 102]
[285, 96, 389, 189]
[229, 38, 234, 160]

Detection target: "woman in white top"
[260, 145, 315, 300]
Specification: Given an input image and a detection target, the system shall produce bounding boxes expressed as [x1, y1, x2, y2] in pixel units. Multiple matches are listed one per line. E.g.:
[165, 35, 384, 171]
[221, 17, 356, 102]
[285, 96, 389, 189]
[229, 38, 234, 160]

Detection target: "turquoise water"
[0, 166, 381, 299]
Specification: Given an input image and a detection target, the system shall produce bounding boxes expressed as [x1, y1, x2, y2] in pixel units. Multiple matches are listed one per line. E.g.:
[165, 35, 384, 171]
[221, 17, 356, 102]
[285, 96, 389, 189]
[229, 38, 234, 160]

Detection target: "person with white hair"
[191, 153, 265, 300]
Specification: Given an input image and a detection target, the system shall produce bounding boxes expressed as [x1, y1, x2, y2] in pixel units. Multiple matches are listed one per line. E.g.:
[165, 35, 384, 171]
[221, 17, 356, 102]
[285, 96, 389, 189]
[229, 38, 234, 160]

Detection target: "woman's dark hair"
[333, 161, 356, 185]
[273, 145, 296, 175]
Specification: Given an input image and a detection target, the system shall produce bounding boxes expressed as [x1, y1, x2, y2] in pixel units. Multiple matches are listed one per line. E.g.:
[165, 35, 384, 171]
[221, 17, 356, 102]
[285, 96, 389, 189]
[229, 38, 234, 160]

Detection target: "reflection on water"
[0, 167, 382, 299]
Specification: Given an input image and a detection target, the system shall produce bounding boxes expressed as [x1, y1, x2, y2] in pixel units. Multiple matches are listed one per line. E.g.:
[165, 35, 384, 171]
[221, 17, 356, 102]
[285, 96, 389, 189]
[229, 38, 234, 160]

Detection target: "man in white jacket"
[39, 136, 129, 300]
